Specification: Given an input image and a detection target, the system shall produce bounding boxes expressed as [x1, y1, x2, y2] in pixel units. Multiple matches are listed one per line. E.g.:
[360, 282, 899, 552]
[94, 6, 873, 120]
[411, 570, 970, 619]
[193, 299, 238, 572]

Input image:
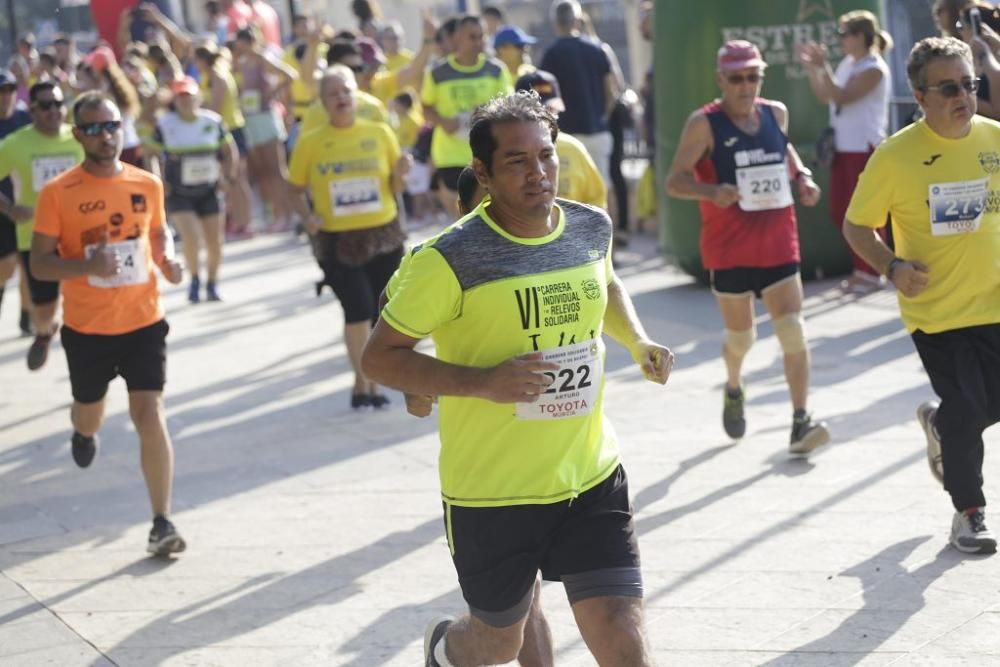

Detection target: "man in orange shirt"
[31, 92, 187, 557]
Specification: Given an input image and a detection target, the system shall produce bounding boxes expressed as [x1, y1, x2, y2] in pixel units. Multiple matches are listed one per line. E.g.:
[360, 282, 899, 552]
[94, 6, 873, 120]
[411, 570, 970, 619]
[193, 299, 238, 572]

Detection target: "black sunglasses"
[922, 77, 980, 97]
[34, 99, 65, 110]
[76, 120, 123, 136]
[726, 73, 764, 85]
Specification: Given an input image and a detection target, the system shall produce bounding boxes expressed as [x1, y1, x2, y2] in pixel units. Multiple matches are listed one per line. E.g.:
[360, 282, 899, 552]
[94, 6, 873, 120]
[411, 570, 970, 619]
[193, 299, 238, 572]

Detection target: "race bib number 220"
[516, 339, 603, 421]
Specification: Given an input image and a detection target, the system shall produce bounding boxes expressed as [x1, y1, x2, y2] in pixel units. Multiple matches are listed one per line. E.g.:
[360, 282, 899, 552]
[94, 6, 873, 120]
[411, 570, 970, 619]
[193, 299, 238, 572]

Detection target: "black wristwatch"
[885, 257, 905, 280]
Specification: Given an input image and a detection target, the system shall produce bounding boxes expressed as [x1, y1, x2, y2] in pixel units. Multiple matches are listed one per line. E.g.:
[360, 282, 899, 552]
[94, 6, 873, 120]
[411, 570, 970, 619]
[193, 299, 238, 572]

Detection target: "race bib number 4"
[929, 178, 988, 236]
[736, 163, 793, 212]
[85, 239, 148, 289]
[516, 339, 603, 421]
[32, 155, 77, 192]
[181, 155, 220, 186]
[330, 177, 382, 217]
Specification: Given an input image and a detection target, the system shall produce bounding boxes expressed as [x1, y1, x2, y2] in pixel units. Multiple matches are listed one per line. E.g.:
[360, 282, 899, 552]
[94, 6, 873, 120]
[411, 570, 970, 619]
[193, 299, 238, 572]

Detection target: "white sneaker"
[423, 616, 454, 667]
[916, 401, 944, 486]
[950, 509, 998, 554]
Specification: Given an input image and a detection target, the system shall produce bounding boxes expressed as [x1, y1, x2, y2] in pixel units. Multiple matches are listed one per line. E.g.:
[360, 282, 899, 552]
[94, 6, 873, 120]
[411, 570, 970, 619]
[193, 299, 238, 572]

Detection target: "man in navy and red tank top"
[666, 40, 831, 457]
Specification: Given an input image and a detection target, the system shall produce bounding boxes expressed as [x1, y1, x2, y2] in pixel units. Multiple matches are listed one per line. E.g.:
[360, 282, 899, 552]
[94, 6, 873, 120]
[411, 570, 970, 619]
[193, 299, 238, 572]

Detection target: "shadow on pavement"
[759, 539, 961, 666]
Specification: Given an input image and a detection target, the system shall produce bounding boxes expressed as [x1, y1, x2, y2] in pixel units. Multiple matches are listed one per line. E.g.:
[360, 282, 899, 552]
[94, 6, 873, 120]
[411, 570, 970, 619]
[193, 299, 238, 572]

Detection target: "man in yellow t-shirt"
[363, 92, 673, 667]
[516, 70, 606, 209]
[0, 81, 83, 370]
[844, 37, 1000, 555]
[422, 15, 513, 219]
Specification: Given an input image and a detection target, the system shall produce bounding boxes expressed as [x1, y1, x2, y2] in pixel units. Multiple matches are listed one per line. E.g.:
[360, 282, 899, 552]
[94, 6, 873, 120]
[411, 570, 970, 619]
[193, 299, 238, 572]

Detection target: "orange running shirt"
[34, 163, 166, 335]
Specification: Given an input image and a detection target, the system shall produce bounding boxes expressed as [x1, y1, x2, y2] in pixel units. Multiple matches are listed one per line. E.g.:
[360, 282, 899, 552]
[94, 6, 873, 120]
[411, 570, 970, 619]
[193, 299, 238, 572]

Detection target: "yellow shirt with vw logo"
[847, 116, 1000, 333]
[288, 119, 401, 232]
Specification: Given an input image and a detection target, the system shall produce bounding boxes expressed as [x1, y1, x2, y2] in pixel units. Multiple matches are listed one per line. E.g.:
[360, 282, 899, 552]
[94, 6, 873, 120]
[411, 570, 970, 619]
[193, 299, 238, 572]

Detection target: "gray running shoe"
[917, 401, 944, 486]
[951, 509, 997, 554]
[789, 410, 830, 456]
[722, 385, 746, 439]
[423, 616, 454, 667]
[147, 516, 187, 557]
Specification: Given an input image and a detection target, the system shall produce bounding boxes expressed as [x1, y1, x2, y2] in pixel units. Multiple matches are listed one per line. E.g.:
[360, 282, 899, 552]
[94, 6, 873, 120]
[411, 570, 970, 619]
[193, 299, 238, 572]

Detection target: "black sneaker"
[26, 333, 53, 371]
[370, 394, 391, 409]
[789, 410, 830, 456]
[951, 508, 998, 554]
[147, 516, 187, 556]
[206, 282, 222, 302]
[71, 431, 98, 468]
[722, 385, 746, 439]
[351, 393, 371, 409]
[423, 616, 454, 667]
[19, 310, 33, 337]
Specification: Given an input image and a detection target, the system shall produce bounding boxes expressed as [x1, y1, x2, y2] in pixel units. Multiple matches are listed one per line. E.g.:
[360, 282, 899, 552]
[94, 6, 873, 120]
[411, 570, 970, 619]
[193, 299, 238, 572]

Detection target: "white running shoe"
[951, 509, 998, 554]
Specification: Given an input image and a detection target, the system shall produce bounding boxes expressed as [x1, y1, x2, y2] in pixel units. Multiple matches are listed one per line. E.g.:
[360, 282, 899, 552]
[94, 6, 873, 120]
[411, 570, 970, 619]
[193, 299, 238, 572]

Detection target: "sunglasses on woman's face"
[76, 120, 122, 136]
[33, 99, 64, 111]
[726, 73, 764, 85]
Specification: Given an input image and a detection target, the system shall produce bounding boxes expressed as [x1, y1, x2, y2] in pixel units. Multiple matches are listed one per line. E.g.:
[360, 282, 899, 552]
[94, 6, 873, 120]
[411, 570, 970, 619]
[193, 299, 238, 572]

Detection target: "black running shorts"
[0, 214, 16, 258]
[445, 464, 642, 627]
[711, 262, 800, 299]
[61, 319, 169, 403]
[167, 188, 222, 217]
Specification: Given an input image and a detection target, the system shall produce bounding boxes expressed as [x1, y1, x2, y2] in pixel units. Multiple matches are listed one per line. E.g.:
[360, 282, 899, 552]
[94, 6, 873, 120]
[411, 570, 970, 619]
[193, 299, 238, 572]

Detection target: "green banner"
[655, 0, 885, 281]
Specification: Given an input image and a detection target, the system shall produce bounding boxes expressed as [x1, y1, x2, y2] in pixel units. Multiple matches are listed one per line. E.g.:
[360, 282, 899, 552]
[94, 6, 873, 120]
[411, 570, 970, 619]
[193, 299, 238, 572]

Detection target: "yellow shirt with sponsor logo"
[846, 116, 1000, 333]
[288, 119, 401, 232]
[557, 132, 606, 209]
[421, 54, 514, 168]
[383, 199, 619, 507]
[299, 90, 390, 136]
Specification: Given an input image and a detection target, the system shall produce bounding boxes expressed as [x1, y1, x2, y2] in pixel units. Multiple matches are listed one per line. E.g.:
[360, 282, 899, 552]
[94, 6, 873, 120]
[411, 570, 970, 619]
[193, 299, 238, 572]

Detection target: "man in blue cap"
[0, 69, 32, 336]
[494, 25, 537, 79]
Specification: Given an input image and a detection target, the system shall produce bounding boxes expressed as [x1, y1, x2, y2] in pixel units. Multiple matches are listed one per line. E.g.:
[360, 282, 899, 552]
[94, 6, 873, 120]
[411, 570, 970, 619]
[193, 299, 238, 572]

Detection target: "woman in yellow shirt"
[288, 65, 411, 409]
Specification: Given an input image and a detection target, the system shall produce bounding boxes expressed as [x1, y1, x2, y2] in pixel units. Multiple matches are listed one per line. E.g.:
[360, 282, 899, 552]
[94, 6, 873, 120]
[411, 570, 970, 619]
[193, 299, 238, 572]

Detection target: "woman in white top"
[797, 11, 892, 293]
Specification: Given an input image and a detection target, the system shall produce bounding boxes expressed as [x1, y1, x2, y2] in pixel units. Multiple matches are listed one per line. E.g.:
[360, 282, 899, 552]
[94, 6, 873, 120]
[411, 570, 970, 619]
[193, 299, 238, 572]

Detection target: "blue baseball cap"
[494, 25, 537, 49]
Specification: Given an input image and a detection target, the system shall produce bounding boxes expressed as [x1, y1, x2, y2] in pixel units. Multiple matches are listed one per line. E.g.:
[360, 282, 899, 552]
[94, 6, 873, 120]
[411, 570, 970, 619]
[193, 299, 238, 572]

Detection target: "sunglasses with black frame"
[76, 120, 123, 136]
[33, 99, 65, 111]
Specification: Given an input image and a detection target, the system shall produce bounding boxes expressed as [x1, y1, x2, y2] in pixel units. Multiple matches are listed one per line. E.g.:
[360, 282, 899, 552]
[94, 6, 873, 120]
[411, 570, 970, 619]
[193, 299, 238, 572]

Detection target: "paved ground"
[1, 227, 999, 666]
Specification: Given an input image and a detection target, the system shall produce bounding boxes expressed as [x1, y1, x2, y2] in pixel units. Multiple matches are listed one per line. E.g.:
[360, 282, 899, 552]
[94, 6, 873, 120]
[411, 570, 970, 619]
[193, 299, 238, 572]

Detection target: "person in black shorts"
[31, 92, 186, 556]
[364, 91, 673, 667]
[148, 77, 237, 303]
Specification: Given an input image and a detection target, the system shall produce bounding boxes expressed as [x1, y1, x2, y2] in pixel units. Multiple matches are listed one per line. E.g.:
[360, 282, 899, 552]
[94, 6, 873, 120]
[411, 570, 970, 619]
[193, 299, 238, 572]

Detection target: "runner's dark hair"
[469, 91, 559, 175]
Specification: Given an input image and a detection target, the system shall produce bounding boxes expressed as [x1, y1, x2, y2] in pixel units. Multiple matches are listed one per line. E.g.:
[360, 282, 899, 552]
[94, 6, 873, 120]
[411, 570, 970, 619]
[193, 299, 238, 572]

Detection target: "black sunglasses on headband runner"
[76, 120, 122, 136]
